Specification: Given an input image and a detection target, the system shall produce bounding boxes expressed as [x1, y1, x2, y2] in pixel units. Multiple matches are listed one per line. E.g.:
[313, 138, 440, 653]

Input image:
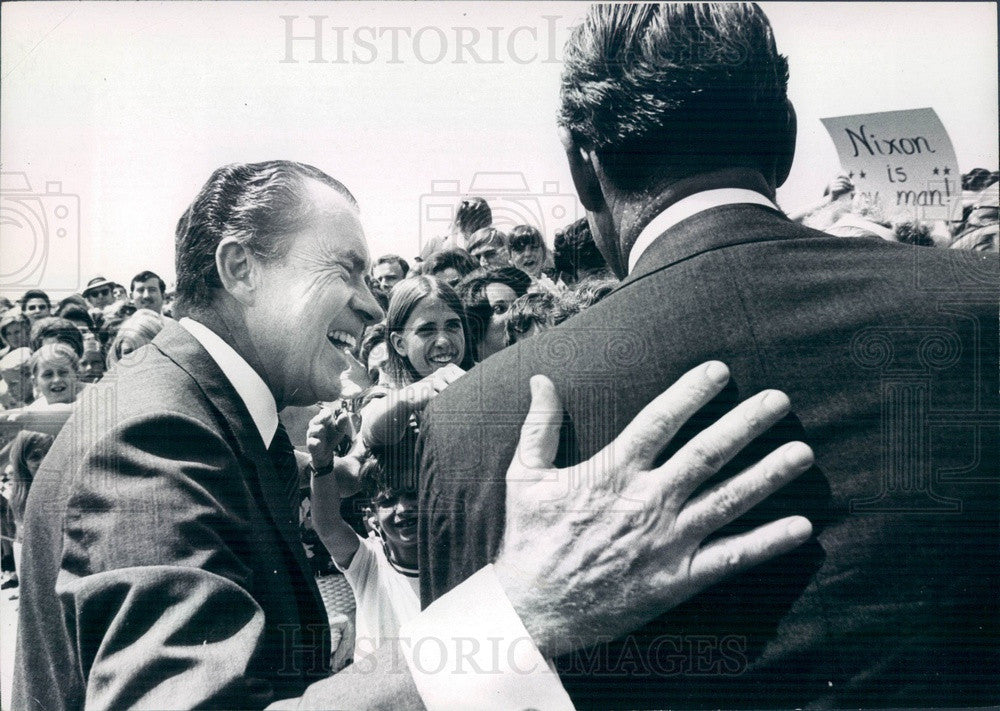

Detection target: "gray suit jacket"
[419, 204, 999, 708]
[13, 320, 330, 710]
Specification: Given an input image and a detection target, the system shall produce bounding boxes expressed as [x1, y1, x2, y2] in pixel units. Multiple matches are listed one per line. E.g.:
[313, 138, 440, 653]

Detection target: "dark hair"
[962, 168, 999, 192]
[456, 267, 531, 357]
[57, 304, 95, 332]
[384, 276, 475, 385]
[360, 322, 387, 367]
[29, 317, 85, 357]
[559, 3, 790, 188]
[362, 441, 419, 503]
[130, 271, 167, 295]
[893, 221, 935, 247]
[505, 291, 580, 345]
[174, 160, 357, 313]
[453, 197, 493, 235]
[7, 430, 55, 529]
[553, 218, 608, 284]
[507, 224, 545, 253]
[56, 295, 90, 315]
[20, 289, 50, 309]
[374, 254, 409, 278]
[424, 248, 478, 281]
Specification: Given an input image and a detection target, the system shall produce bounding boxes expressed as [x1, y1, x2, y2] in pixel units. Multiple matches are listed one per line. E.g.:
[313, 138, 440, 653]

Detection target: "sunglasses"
[88, 288, 111, 298]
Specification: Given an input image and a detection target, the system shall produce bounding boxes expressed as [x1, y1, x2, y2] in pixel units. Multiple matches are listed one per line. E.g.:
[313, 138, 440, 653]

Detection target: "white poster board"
[821, 108, 961, 222]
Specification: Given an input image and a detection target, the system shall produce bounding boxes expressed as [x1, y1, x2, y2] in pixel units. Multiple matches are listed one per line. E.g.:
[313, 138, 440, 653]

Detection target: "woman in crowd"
[359, 276, 475, 450]
[456, 266, 531, 361]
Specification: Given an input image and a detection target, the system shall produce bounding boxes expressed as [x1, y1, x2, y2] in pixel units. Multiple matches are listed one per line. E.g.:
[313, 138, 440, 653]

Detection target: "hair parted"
[384, 275, 475, 385]
[174, 160, 357, 314]
[558, 3, 789, 186]
[455, 267, 531, 357]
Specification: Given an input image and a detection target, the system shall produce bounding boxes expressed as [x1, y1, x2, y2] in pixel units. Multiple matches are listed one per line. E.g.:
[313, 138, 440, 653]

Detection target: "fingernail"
[762, 390, 790, 413]
[783, 441, 813, 468]
[706, 361, 728, 384]
[786, 517, 812, 539]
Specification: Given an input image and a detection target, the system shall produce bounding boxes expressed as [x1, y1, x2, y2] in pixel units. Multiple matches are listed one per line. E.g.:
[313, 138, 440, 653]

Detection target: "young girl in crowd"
[2, 430, 55, 586]
[359, 276, 475, 449]
[25, 343, 80, 411]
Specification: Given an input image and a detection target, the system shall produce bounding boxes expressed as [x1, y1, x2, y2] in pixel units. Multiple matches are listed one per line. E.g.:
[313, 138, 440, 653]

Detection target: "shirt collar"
[628, 188, 779, 274]
[179, 317, 279, 447]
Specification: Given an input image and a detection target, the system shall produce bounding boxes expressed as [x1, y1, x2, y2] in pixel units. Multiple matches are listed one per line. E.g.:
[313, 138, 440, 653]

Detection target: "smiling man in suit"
[419, 4, 999, 708]
[13, 159, 819, 710]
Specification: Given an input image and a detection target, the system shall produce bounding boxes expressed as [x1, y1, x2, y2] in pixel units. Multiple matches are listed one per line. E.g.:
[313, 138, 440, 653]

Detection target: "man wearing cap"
[82, 276, 116, 309]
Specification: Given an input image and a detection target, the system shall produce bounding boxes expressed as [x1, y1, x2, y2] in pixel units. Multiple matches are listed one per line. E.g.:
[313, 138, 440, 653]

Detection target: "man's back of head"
[559, 3, 792, 191]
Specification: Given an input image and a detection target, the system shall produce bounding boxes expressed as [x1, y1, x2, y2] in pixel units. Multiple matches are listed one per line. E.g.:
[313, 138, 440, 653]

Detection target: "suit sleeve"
[57, 411, 274, 710]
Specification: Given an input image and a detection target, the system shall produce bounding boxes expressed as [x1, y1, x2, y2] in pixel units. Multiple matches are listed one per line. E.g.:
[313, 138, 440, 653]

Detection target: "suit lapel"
[150, 321, 327, 621]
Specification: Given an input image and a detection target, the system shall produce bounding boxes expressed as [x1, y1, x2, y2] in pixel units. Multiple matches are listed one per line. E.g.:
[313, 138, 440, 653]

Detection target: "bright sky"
[1, 1, 997, 299]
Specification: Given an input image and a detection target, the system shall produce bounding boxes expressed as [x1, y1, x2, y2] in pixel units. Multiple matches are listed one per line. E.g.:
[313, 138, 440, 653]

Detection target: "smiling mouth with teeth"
[427, 351, 457, 365]
[327, 330, 358, 350]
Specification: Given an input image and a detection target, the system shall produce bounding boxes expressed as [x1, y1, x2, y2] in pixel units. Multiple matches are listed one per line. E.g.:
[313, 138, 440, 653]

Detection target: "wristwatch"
[311, 460, 334, 478]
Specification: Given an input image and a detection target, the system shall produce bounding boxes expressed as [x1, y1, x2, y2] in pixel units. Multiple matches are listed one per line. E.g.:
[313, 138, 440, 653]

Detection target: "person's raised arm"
[359, 364, 464, 448]
[305, 407, 362, 567]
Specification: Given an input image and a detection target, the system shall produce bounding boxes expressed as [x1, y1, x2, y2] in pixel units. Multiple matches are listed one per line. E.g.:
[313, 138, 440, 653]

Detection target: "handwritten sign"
[821, 108, 961, 222]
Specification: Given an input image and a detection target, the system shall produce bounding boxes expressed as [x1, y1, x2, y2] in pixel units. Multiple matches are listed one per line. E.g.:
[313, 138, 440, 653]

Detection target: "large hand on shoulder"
[494, 361, 814, 658]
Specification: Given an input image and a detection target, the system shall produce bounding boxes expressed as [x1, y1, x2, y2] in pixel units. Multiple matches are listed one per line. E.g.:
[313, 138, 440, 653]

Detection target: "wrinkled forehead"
[302, 179, 371, 268]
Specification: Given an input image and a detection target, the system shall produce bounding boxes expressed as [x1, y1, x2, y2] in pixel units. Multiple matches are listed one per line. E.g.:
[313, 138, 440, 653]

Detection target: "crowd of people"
[1, 3, 997, 709]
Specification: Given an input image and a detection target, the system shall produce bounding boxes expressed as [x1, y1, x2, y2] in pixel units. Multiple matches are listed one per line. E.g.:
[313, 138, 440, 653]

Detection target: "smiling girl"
[359, 276, 475, 449]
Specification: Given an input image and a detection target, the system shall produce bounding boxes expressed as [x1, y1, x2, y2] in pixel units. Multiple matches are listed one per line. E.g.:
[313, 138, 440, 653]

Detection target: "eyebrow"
[347, 251, 369, 274]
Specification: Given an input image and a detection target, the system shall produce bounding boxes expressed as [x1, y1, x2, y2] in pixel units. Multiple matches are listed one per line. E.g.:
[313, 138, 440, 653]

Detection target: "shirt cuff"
[399, 564, 574, 711]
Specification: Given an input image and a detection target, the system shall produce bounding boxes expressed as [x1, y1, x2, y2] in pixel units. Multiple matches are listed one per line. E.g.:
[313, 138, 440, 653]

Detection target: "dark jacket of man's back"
[419, 204, 999, 708]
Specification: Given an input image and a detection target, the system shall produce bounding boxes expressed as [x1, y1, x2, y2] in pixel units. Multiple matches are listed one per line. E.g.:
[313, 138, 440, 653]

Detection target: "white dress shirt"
[179, 316, 278, 446]
[628, 188, 779, 274]
[179, 317, 572, 709]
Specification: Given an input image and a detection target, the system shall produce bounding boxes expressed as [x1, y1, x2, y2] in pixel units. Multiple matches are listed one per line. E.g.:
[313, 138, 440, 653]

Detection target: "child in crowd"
[307, 417, 420, 662]
[359, 276, 475, 449]
[1, 430, 56, 588]
[25, 343, 80, 411]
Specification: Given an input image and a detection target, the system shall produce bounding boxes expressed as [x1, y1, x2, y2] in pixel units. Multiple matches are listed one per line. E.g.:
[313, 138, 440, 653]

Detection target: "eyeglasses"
[89, 288, 111, 298]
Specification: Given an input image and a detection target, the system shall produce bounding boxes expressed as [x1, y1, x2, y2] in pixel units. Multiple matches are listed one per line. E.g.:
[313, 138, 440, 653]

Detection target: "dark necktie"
[267, 422, 302, 521]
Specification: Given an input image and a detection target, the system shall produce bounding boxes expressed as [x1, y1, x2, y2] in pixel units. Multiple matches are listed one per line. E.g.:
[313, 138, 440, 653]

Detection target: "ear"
[774, 100, 797, 188]
[215, 238, 257, 305]
[558, 126, 604, 212]
[388, 330, 407, 358]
